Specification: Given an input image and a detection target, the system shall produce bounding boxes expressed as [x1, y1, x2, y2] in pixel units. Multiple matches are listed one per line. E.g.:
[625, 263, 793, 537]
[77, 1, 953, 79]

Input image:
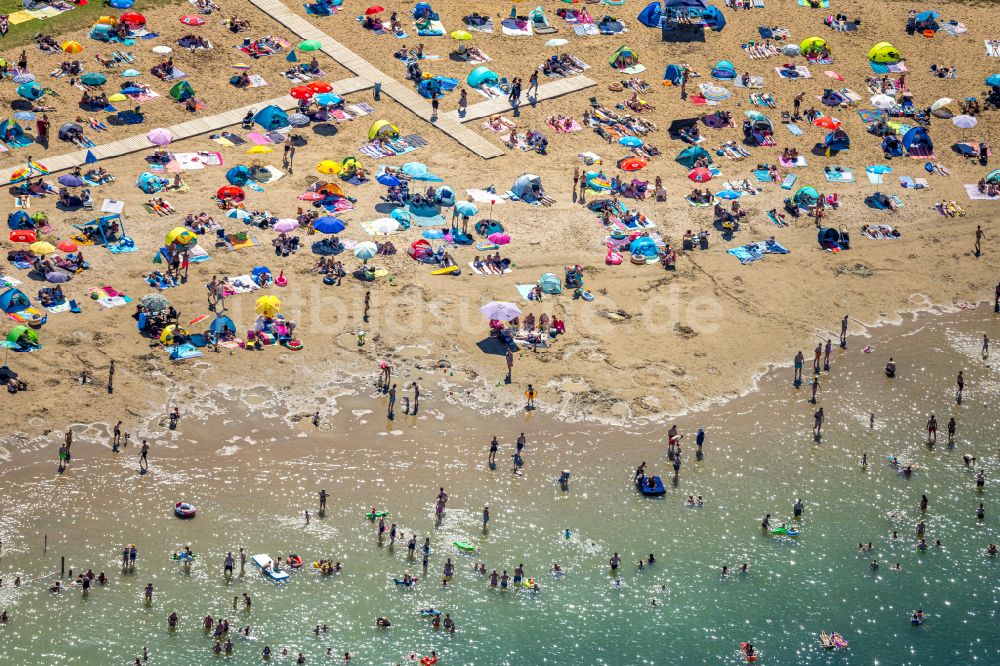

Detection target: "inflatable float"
[252, 553, 290, 581]
[419, 608, 441, 616]
[280, 338, 303, 350]
[393, 577, 418, 587]
[769, 526, 799, 536]
[740, 643, 758, 662]
[636, 475, 666, 496]
[170, 551, 197, 561]
[431, 264, 460, 275]
[174, 502, 196, 518]
[420, 656, 437, 666]
[831, 632, 848, 648]
[366, 511, 390, 520]
[453, 541, 476, 553]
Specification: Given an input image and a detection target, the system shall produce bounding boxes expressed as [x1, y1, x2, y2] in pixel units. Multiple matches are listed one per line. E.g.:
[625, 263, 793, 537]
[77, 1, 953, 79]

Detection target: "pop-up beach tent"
[254, 105, 290, 131]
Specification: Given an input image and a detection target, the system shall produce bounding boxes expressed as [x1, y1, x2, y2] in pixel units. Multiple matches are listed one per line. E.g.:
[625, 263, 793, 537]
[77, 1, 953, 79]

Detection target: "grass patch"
[0, 0, 181, 50]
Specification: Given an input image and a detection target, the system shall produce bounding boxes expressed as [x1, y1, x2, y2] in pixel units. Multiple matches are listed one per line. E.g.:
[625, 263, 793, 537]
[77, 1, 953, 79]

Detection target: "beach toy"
[420, 656, 437, 666]
[366, 511, 390, 520]
[453, 541, 476, 553]
[174, 502, 196, 518]
[393, 577, 418, 586]
[170, 551, 197, 561]
[581, 290, 595, 302]
[740, 643, 758, 662]
[252, 553, 290, 581]
[419, 608, 441, 616]
[280, 339, 303, 351]
[275, 270, 287, 287]
[432, 265, 460, 275]
[636, 475, 666, 496]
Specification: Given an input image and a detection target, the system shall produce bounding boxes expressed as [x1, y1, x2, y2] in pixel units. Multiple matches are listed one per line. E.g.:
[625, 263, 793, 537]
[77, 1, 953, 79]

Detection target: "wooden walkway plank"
[0, 77, 373, 185]
[442, 75, 598, 123]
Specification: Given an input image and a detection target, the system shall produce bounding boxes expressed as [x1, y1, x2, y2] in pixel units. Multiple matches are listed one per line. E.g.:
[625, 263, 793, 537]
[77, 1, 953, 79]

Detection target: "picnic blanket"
[824, 167, 855, 183]
[224, 275, 261, 294]
[985, 40, 1000, 57]
[501, 18, 533, 36]
[775, 66, 811, 79]
[964, 184, 1000, 201]
[727, 239, 789, 264]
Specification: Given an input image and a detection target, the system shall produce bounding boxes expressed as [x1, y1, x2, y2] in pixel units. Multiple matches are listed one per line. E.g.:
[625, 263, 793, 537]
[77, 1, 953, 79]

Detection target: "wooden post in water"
[60, 556, 65, 578]
[43, 534, 47, 553]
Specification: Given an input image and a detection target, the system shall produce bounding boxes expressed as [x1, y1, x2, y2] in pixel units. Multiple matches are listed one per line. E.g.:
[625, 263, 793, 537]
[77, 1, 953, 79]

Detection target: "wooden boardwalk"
[441, 76, 597, 124]
[0, 76, 371, 185]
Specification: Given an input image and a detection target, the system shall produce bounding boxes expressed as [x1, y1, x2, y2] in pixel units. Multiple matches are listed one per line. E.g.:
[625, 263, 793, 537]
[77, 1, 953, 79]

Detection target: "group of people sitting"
[271, 233, 301, 257]
[472, 254, 510, 275]
[539, 54, 587, 77]
[226, 15, 252, 33]
[976, 179, 1000, 197]
[314, 257, 347, 282]
[179, 34, 212, 49]
[37, 286, 66, 307]
[58, 186, 92, 209]
[682, 229, 711, 251]
[183, 212, 220, 233]
[688, 188, 715, 205]
[54, 60, 83, 77]
[191, 0, 221, 12]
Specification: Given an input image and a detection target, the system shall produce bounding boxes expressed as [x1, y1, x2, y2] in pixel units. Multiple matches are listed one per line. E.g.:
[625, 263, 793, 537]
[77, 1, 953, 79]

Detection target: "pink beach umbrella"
[488, 232, 510, 245]
[146, 128, 173, 146]
[273, 218, 299, 233]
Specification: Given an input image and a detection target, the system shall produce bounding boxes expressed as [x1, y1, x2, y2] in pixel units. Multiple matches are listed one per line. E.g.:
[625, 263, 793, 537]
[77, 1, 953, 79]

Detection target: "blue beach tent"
[254, 105, 290, 131]
[637, 2, 662, 27]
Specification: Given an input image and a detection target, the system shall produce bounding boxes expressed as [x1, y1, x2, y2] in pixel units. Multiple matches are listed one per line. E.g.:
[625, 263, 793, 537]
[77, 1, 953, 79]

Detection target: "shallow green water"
[0, 311, 998, 665]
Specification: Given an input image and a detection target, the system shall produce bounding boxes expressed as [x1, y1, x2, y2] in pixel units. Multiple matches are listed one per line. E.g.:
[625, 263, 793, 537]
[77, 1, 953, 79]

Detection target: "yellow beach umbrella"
[247, 145, 273, 154]
[450, 30, 473, 41]
[108, 93, 127, 102]
[165, 227, 197, 247]
[316, 160, 341, 175]
[97, 15, 119, 25]
[62, 40, 83, 54]
[255, 295, 281, 318]
[30, 241, 56, 255]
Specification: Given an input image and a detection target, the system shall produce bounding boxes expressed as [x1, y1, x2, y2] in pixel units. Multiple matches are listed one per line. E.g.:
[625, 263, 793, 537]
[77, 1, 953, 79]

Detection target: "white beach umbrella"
[273, 218, 298, 233]
[952, 114, 977, 129]
[152, 45, 172, 55]
[480, 301, 522, 322]
[930, 97, 953, 111]
[870, 94, 895, 110]
[369, 218, 400, 234]
[354, 241, 378, 262]
[545, 38, 568, 47]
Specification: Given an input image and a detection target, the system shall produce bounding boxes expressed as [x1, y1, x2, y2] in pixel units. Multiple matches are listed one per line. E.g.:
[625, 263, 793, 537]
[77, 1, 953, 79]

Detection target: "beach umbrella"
[121, 69, 140, 77]
[823, 70, 844, 81]
[107, 93, 128, 102]
[307, 81, 333, 94]
[273, 219, 299, 233]
[247, 146, 273, 154]
[57, 241, 79, 253]
[97, 15, 119, 24]
[189, 314, 209, 326]
[180, 15, 205, 26]
[488, 232, 511, 245]
[12, 73, 35, 84]
[316, 160, 341, 174]
[314, 92, 342, 106]
[716, 189, 741, 200]
[423, 229, 444, 239]
[744, 110, 767, 122]
[369, 218, 400, 234]
[81, 73, 107, 86]
[299, 39, 323, 51]
[480, 301, 521, 322]
[152, 45, 173, 55]
[13, 111, 36, 122]
[699, 84, 730, 102]
[870, 94, 895, 110]
[451, 30, 473, 40]
[930, 98, 953, 111]
[455, 201, 478, 217]
[987, 74, 1000, 88]
[290, 86, 313, 100]
[120, 11, 145, 26]
[365, 5, 385, 14]
[30, 241, 56, 255]
[109, 0, 133, 7]
[165, 227, 197, 246]
[217, 185, 245, 202]
[227, 209, 251, 220]
[952, 114, 977, 129]
[813, 116, 841, 130]
[376, 173, 401, 187]
[62, 40, 83, 54]
[688, 167, 713, 183]
[17, 82, 44, 100]
[121, 85, 144, 95]
[58, 175, 85, 187]
[146, 128, 174, 145]
[545, 38, 569, 47]
[10, 230, 36, 243]
[140, 293, 170, 313]
[619, 136, 643, 147]
[314, 216, 345, 234]
[288, 113, 311, 127]
[866, 164, 893, 174]
[618, 157, 647, 171]
[255, 295, 281, 318]
[354, 241, 378, 262]
[46, 272, 70, 284]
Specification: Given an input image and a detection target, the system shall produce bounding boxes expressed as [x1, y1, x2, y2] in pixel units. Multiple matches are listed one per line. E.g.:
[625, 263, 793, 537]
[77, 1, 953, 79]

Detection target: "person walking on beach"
[319, 489, 327, 512]
[840, 315, 849, 348]
[956, 370, 964, 403]
[363, 290, 371, 322]
[379, 361, 391, 391]
[813, 343, 822, 375]
[948, 417, 957, 444]
[458, 88, 467, 117]
[810, 377, 820, 403]
[139, 439, 149, 470]
[813, 407, 824, 435]
[524, 384, 536, 410]
[224, 552, 234, 577]
[528, 71, 538, 98]
[975, 225, 985, 256]
[823, 339, 832, 371]
[793, 92, 804, 119]
[108, 359, 115, 394]
[488, 436, 498, 466]
[387, 384, 396, 418]
[926, 414, 937, 444]
[995, 282, 1000, 313]
[794, 350, 803, 384]
[431, 92, 439, 121]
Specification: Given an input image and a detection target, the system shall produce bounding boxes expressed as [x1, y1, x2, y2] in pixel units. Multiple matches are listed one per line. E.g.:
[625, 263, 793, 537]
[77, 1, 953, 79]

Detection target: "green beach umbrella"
[298, 39, 322, 51]
[81, 72, 108, 86]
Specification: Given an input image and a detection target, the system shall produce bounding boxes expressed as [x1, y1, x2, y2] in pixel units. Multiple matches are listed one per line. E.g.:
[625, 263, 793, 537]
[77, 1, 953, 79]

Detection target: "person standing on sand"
[139, 440, 149, 469]
[813, 407, 824, 435]
[363, 290, 371, 322]
[813, 343, 822, 375]
[458, 88, 467, 117]
[528, 71, 538, 98]
[387, 384, 396, 418]
[995, 282, 1000, 313]
[823, 339, 832, 370]
[108, 359, 115, 394]
[926, 414, 937, 444]
[431, 92, 439, 121]
[411, 382, 420, 412]
[975, 225, 985, 256]
[794, 350, 804, 383]
[489, 436, 498, 466]
[840, 315, 849, 348]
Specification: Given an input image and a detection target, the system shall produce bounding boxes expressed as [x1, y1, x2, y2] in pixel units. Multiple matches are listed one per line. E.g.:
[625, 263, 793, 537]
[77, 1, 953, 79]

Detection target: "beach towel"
[247, 132, 272, 145]
[221, 132, 247, 145]
[862, 224, 899, 240]
[247, 74, 268, 87]
[415, 19, 446, 36]
[780, 174, 797, 189]
[573, 24, 600, 36]
[824, 167, 855, 183]
[225, 234, 257, 251]
[797, 0, 829, 6]
[501, 18, 533, 36]
[866, 171, 886, 185]
[347, 102, 376, 116]
[727, 239, 789, 264]
[899, 176, 928, 189]
[466, 188, 505, 204]
[468, 261, 511, 275]
[733, 76, 764, 89]
[97, 294, 133, 308]
[964, 184, 1000, 200]
[941, 22, 966, 37]
[225, 275, 261, 294]
[168, 343, 203, 360]
[985, 40, 1000, 57]
[775, 66, 811, 79]
[780, 156, 808, 167]
[515, 284, 536, 300]
[0, 274, 22, 288]
[784, 123, 803, 136]
[7, 307, 43, 323]
[753, 169, 772, 182]
[483, 117, 517, 133]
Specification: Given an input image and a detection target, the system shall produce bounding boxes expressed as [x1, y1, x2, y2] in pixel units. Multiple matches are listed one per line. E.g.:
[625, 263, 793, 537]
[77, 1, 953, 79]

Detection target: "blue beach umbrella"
[866, 164, 893, 174]
[313, 216, 345, 234]
[227, 209, 251, 220]
[422, 229, 444, 239]
[619, 136, 643, 148]
[109, 0, 134, 7]
[121, 69, 141, 78]
[715, 189, 741, 200]
[454, 201, 478, 216]
[376, 173, 401, 187]
[313, 93, 342, 106]
[986, 74, 1000, 88]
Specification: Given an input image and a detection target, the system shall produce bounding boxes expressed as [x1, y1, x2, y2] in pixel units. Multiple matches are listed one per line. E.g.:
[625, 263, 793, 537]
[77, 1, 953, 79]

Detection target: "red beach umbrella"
[306, 81, 333, 94]
[813, 116, 841, 130]
[57, 240, 79, 252]
[179, 14, 205, 26]
[9, 230, 36, 243]
[688, 167, 713, 183]
[298, 192, 324, 201]
[120, 11, 146, 26]
[290, 85, 314, 100]
[365, 5, 385, 15]
[618, 156, 647, 171]
[217, 185, 245, 202]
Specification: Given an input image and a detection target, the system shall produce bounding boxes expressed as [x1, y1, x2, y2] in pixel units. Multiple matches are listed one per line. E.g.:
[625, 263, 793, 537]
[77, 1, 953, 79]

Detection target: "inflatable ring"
[322, 276, 337, 285]
[281, 339, 303, 351]
[630, 254, 647, 265]
[287, 555, 304, 568]
[581, 290, 594, 301]
[174, 501, 196, 518]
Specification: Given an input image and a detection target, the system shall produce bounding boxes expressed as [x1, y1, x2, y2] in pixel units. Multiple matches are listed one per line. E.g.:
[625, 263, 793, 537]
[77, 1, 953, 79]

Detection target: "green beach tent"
[169, 80, 195, 102]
